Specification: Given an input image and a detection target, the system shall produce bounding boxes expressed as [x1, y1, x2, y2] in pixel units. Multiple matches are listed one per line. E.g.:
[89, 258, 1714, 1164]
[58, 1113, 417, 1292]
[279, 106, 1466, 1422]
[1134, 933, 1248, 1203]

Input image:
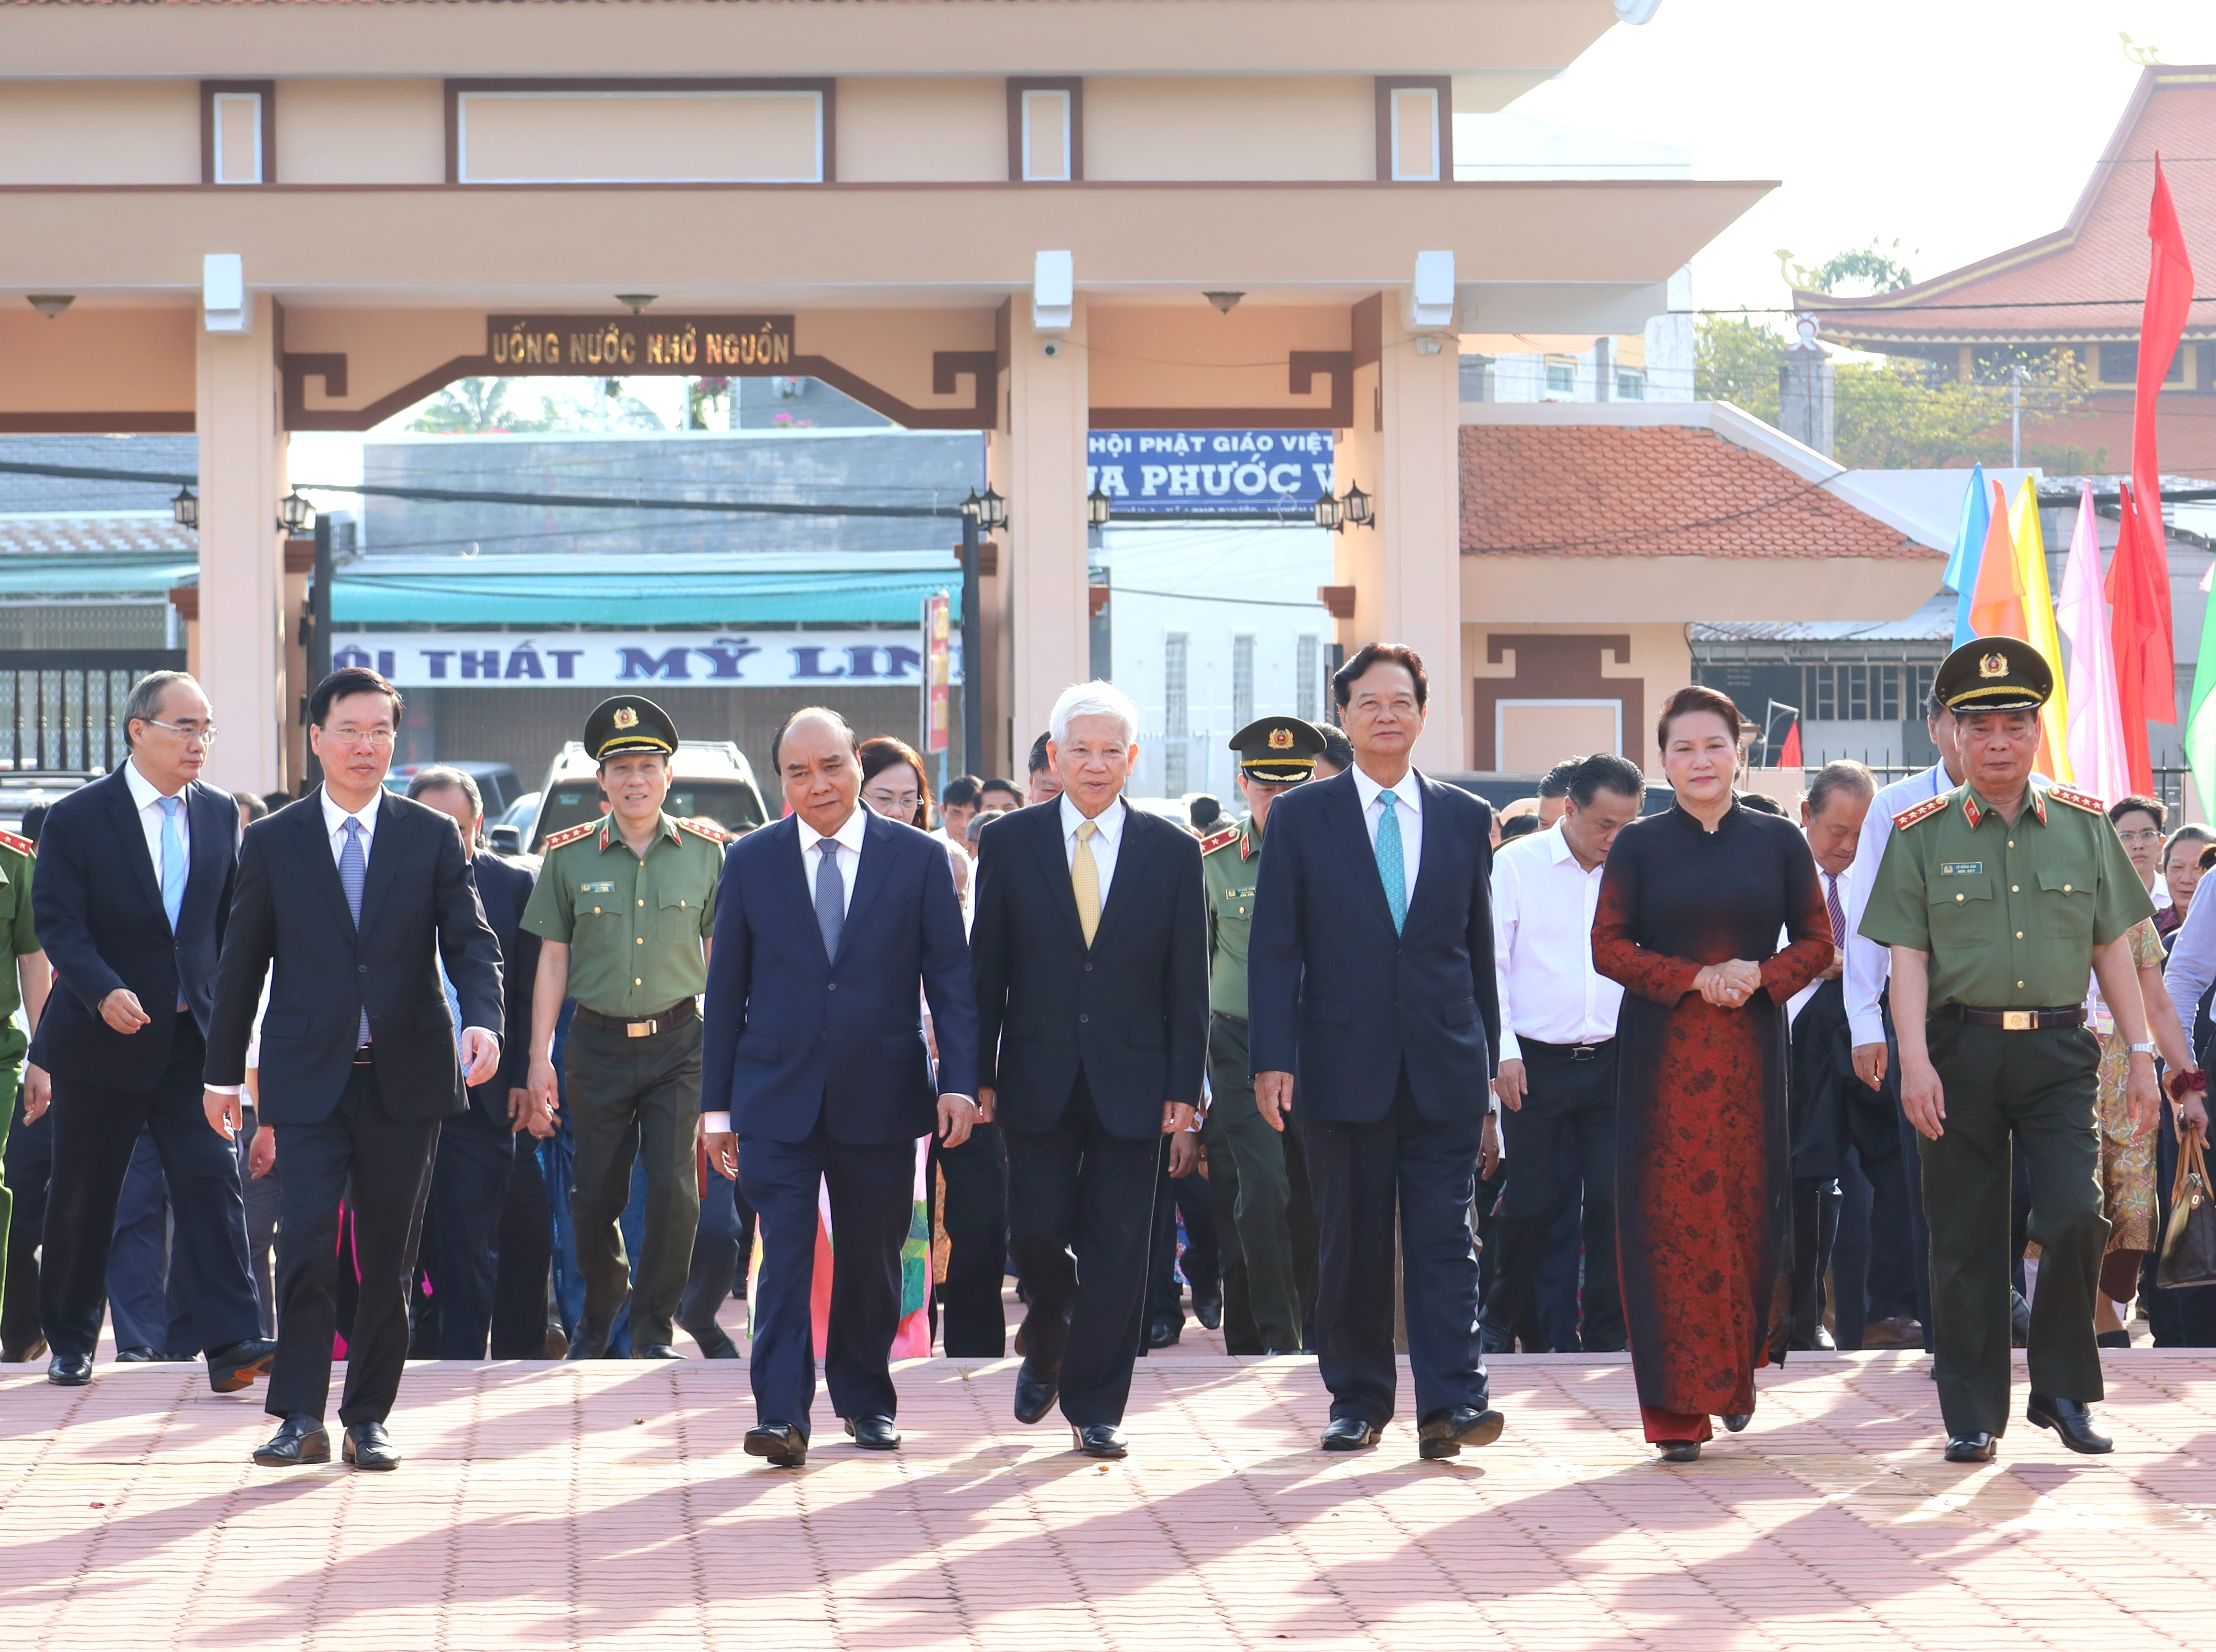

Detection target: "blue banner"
[1086, 428, 1334, 516]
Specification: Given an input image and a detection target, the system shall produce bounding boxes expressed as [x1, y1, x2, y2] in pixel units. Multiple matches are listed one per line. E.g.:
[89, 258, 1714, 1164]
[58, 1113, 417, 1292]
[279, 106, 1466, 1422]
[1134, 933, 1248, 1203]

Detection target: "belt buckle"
[626, 1017, 658, 1039]
[2002, 1010, 2034, 1031]
[1570, 1045, 1596, 1061]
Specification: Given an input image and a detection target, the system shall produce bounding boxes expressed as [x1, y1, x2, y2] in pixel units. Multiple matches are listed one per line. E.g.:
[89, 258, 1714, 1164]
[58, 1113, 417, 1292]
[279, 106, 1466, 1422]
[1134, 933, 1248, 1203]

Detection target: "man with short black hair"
[1025, 733, 1064, 805]
[978, 777, 1023, 813]
[1534, 759, 1580, 829]
[938, 776, 984, 852]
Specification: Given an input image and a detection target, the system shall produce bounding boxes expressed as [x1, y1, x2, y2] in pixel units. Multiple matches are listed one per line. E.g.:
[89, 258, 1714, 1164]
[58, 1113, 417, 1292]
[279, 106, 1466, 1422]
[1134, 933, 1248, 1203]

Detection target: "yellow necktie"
[1071, 819, 1102, 946]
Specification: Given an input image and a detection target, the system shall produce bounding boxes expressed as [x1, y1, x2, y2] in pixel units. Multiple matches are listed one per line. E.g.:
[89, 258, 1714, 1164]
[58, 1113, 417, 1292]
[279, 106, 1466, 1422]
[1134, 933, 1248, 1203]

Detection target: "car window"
[530, 777, 766, 851]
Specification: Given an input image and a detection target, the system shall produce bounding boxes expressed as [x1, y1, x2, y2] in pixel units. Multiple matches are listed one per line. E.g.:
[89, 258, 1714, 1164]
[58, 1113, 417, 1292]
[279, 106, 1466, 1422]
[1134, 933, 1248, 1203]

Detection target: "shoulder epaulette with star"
[0, 829, 32, 857]
[2047, 786, 2107, 816]
[1892, 795, 1949, 831]
[1200, 826, 1240, 855]
[677, 816, 727, 845]
[542, 821, 597, 851]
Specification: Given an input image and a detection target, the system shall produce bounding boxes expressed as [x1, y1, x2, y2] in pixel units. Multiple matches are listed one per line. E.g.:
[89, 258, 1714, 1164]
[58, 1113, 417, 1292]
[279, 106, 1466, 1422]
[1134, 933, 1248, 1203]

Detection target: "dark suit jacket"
[1787, 975, 1857, 1179]
[30, 765, 239, 1091]
[203, 789, 504, 1127]
[970, 799, 1207, 1141]
[1248, 768, 1500, 1124]
[701, 808, 978, 1145]
[469, 847, 541, 1122]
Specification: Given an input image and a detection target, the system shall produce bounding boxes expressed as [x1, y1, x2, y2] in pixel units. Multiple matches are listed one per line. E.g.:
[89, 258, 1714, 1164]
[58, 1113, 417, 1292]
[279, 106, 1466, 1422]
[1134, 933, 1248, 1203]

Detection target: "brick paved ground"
[2, 1342, 2212, 1652]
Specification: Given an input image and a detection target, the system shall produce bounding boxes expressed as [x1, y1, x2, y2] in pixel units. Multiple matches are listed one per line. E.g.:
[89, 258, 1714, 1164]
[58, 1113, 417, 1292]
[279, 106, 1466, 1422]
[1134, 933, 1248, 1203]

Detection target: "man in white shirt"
[1484, 753, 1642, 1355]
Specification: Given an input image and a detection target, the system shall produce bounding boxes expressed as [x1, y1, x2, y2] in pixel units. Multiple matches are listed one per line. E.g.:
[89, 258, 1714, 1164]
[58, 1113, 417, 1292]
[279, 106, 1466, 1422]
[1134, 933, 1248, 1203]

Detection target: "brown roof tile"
[1458, 423, 1936, 562]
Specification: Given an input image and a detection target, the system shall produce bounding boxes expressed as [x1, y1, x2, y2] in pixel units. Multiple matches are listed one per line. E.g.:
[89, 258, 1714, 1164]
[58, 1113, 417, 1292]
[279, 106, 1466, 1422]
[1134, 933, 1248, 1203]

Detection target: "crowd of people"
[0, 631, 2208, 1473]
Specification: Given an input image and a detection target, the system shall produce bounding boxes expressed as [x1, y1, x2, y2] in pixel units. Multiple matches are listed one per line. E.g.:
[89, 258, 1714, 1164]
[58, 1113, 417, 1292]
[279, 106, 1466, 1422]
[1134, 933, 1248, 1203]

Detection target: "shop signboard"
[331, 630, 958, 688]
[1085, 428, 1334, 516]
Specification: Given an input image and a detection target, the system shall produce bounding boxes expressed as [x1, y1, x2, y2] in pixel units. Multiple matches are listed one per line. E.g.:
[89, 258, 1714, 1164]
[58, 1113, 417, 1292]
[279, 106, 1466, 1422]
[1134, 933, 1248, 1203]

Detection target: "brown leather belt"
[575, 998, 696, 1039]
[1937, 1004, 2086, 1031]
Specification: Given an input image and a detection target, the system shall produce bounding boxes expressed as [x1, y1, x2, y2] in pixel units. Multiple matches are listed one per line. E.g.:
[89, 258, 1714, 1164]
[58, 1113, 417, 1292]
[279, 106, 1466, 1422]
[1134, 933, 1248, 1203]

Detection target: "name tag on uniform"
[1939, 862, 1982, 876]
[580, 880, 615, 894]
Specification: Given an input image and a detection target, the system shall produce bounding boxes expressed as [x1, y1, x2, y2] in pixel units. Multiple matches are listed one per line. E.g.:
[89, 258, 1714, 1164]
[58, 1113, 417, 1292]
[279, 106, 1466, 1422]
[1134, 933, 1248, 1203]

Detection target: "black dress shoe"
[1193, 1294, 1223, 1332]
[745, 1422, 807, 1468]
[2027, 1393, 2113, 1454]
[2, 1338, 48, 1364]
[1072, 1424, 1128, 1459]
[342, 1421, 401, 1470]
[207, 1338, 277, 1394]
[685, 1323, 740, 1359]
[844, 1414, 901, 1450]
[115, 1345, 161, 1363]
[254, 1414, 331, 1467]
[2096, 1329, 2131, 1350]
[46, 1352, 92, 1386]
[1722, 1412, 1753, 1433]
[631, 1343, 684, 1360]
[1656, 1440, 1702, 1463]
[1146, 1318, 1181, 1349]
[1320, 1417, 1381, 1452]
[1013, 1363, 1060, 1426]
[1416, 1405, 1505, 1460]
[1944, 1432, 1997, 1463]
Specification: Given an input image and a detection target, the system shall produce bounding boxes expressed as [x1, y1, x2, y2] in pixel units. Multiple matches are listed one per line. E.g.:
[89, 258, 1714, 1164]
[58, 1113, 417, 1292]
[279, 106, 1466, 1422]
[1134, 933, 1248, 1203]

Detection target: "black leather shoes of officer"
[2027, 1394, 2113, 1454]
[255, 1414, 332, 1467]
[746, 1422, 807, 1468]
[1417, 1405, 1506, 1460]
[845, 1415, 901, 1451]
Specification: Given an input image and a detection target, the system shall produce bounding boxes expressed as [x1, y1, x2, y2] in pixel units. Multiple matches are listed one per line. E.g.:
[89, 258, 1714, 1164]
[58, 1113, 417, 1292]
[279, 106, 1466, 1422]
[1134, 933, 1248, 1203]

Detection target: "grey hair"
[1049, 679, 1140, 747]
[406, 764, 484, 827]
[123, 670, 203, 748]
[1805, 759, 1876, 819]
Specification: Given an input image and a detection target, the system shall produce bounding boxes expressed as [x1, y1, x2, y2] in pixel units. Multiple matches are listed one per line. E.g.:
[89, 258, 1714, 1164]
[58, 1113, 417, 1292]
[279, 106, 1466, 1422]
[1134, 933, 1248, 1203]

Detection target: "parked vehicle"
[524, 740, 767, 853]
[383, 760, 526, 819]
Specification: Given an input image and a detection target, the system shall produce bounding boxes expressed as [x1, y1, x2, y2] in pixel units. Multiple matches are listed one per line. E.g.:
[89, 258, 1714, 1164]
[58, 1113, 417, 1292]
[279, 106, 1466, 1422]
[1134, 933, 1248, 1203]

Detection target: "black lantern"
[959, 488, 984, 523]
[171, 485, 199, 531]
[278, 488, 314, 536]
[1340, 481, 1373, 529]
[1312, 492, 1343, 533]
[976, 484, 1008, 532]
[1087, 482, 1112, 528]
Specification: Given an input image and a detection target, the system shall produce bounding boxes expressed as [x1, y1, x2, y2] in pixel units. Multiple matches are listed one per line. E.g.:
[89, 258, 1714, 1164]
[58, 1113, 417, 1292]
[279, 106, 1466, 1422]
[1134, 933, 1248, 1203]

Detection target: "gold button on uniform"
[1956, 893, 1965, 903]
[2017, 980, 2026, 988]
[2016, 931, 2024, 939]
[635, 936, 643, 945]
[2063, 884, 2072, 893]
[2012, 885, 2019, 892]
[635, 977, 642, 986]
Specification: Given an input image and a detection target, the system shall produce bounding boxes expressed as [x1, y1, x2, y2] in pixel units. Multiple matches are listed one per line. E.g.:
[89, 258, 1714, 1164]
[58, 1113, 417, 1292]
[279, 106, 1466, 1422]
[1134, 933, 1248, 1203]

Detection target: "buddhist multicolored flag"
[2055, 482, 2129, 805]
[1968, 479, 2027, 645]
[2008, 477, 2069, 779]
[1946, 463, 1991, 649]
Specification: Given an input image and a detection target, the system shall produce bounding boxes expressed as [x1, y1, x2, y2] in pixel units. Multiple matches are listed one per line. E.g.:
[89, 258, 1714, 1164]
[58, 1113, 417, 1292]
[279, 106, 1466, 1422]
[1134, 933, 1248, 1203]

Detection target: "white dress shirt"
[1490, 823, 1620, 1060]
[797, 801, 870, 915]
[1843, 761, 1949, 1047]
[122, 757, 190, 894]
[1789, 860, 1856, 1027]
[1060, 793, 1127, 906]
[2166, 880, 2216, 1039]
[1349, 763, 1422, 912]
[322, 785, 379, 866]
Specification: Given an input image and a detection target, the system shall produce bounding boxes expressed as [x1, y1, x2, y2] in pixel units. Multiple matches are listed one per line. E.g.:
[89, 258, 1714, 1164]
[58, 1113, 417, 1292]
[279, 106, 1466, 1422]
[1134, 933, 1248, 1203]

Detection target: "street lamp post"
[959, 490, 986, 780]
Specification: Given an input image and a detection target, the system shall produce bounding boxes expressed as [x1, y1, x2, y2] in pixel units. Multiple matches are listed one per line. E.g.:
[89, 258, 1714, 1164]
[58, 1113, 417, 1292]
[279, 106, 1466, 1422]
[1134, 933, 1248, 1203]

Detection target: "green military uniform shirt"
[0, 832, 36, 1066]
[1859, 780, 2151, 1010]
[520, 812, 724, 1018]
[1202, 817, 1259, 1018]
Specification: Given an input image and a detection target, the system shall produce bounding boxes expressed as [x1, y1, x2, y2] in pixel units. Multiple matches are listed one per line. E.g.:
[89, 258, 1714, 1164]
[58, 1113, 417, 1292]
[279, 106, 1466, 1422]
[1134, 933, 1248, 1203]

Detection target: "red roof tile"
[1458, 422, 1936, 561]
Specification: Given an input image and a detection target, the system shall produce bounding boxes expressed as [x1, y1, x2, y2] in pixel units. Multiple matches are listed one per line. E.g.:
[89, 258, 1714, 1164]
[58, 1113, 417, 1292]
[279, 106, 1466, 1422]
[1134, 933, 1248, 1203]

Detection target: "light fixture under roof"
[615, 294, 657, 315]
[27, 295, 74, 319]
[1203, 291, 1244, 315]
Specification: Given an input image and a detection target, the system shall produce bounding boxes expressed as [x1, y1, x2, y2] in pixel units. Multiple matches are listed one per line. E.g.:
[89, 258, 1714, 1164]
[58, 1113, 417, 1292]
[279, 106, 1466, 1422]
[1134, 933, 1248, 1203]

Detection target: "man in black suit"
[202, 668, 502, 1471]
[404, 766, 548, 1361]
[29, 670, 274, 1393]
[1250, 643, 1506, 1459]
[700, 708, 979, 1467]
[971, 681, 1208, 1459]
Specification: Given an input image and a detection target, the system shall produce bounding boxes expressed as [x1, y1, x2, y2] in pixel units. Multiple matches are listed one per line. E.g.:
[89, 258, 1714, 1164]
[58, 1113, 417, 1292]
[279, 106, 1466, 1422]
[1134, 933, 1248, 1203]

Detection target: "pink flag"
[2055, 482, 2128, 805]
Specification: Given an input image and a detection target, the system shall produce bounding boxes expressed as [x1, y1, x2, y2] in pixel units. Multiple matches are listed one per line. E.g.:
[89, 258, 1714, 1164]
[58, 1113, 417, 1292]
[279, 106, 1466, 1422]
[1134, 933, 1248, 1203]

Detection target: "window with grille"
[1165, 632, 1190, 795]
[1232, 634, 1255, 731]
[1296, 634, 1319, 721]
[1545, 356, 1577, 395]
[1616, 371, 1645, 400]
[1803, 662, 1924, 722]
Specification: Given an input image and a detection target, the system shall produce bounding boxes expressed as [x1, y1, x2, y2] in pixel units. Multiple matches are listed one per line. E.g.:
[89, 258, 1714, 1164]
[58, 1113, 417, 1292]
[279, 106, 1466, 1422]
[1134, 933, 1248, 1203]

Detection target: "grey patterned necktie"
[340, 816, 370, 1046]
[814, 837, 844, 960]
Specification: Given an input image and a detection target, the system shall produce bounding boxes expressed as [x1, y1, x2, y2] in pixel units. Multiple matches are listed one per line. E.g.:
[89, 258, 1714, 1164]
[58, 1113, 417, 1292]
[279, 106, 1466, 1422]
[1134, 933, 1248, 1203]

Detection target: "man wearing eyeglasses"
[29, 671, 276, 1394]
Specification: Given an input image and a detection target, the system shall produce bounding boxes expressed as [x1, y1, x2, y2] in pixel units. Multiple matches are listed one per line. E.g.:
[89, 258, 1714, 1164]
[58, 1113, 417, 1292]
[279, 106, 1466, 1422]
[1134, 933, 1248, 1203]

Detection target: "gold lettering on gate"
[486, 315, 793, 375]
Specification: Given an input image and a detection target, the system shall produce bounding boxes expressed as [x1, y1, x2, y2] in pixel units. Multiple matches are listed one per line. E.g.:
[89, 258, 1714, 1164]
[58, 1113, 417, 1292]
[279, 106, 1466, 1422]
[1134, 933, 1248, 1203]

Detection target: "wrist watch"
[2127, 1041, 2159, 1057]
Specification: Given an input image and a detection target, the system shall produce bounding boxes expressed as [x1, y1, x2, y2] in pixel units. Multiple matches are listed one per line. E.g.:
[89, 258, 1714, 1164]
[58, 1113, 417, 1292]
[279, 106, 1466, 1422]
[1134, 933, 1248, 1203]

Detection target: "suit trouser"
[1145, 1139, 1221, 1329]
[1921, 1018, 2106, 1438]
[40, 1018, 260, 1363]
[679, 1158, 757, 1338]
[928, 1121, 1007, 1357]
[0, 1059, 16, 1335]
[106, 1130, 180, 1353]
[1204, 1014, 1314, 1354]
[1791, 1077, 1916, 1347]
[563, 1015, 702, 1349]
[1, 1086, 46, 1354]
[1487, 1042, 1623, 1354]
[739, 1121, 914, 1437]
[422, 1102, 516, 1359]
[490, 1137, 554, 1359]
[238, 1112, 281, 1339]
[1299, 1073, 1489, 1427]
[1006, 1076, 1158, 1427]
[268, 1063, 440, 1424]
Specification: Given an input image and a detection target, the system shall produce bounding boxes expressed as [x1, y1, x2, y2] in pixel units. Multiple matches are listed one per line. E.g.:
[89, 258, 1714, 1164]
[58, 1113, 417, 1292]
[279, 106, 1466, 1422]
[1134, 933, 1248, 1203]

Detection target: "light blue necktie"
[1375, 789, 1407, 934]
[157, 795, 186, 930]
[340, 817, 370, 1046]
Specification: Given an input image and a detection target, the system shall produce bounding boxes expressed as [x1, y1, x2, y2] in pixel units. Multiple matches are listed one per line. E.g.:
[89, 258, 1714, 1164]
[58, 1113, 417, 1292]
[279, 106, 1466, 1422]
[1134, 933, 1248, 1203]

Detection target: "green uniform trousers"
[0, 1059, 19, 1330]
[564, 1015, 703, 1350]
[1203, 1015, 1315, 1355]
[1921, 1017, 2107, 1437]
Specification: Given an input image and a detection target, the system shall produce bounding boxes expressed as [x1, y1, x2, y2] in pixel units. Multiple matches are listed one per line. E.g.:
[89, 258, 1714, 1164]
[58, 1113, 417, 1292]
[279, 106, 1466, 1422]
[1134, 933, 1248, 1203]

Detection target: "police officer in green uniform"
[0, 824, 51, 1332]
[1861, 636, 2155, 1462]
[1201, 716, 1325, 1355]
[523, 695, 725, 1359]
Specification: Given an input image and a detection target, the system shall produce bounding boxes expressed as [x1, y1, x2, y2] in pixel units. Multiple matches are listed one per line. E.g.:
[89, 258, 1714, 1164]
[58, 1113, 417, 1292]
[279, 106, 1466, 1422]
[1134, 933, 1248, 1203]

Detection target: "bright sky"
[1510, 0, 2216, 315]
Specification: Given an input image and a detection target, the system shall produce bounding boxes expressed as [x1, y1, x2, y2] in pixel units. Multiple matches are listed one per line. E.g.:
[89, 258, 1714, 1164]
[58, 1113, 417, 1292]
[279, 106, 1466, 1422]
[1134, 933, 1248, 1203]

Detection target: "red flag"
[1777, 718, 1802, 769]
[2131, 155, 2192, 723]
[2109, 481, 2160, 792]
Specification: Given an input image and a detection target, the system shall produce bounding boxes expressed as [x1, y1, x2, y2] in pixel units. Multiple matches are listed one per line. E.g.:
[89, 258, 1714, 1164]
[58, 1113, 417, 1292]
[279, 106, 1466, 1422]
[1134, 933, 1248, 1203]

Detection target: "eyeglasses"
[142, 718, 217, 744]
[865, 787, 922, 816]
[2117, 828, 2163, 845]
[325, 727, 396, 749]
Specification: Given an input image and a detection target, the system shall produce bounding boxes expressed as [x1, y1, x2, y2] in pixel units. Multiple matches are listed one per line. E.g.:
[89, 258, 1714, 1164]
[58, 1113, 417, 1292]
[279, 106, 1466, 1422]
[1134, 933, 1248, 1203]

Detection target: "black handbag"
[2156, 1130, 2216, 1290]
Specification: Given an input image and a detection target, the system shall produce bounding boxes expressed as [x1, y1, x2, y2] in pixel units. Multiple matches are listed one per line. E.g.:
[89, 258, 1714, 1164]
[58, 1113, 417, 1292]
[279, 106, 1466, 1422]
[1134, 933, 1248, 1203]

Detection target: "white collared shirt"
[1843, 762, 1948, 1045]
[1490, 822, 1620, 1060]
[1060, 793, 1127, 906]
[1789, 858, 1856, 1026]
[122, 757, 191, 893]
[797, 801, 870, 914]
[1349, 763, 1423, 911]
[321, 785, 380, 869]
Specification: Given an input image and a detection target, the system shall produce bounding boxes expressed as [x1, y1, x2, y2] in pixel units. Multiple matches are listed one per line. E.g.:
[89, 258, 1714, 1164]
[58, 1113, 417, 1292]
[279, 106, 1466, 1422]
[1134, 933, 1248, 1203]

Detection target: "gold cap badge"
[1268, 727, 1293, 749]
[1979, 652, 2007, 678]
[612, 706, 639, 729]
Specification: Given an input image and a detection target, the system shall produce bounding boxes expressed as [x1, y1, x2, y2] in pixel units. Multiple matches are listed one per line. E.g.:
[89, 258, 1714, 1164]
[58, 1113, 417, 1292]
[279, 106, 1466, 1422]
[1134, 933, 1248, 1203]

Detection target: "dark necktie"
[340, 817, 370, 1046]
[814, 838, 844, 960]
[1825, 871, 1847, 947]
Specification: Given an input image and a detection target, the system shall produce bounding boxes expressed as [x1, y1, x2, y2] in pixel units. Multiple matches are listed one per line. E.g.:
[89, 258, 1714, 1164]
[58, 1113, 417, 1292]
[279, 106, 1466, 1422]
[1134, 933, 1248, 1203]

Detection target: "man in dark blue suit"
[701, 708, 978, 1468]
[30, 670, 274, 1392]
[1250, 644, 1506, 1459]
[405, 766, 547, 1360]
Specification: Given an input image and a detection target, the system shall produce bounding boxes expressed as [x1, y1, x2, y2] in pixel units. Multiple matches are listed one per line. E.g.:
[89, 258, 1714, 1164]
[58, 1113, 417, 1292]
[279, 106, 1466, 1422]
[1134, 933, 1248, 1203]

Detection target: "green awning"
[0, 557, 195, 596]
[331, 569, 961, 626]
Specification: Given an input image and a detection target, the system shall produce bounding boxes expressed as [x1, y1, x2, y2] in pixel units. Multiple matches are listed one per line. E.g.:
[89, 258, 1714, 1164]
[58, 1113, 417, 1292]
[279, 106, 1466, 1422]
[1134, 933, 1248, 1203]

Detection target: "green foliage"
[1695, 313, 1787, 421]
[406, 378, 553, 434]
[1779, 239, 1917, 297]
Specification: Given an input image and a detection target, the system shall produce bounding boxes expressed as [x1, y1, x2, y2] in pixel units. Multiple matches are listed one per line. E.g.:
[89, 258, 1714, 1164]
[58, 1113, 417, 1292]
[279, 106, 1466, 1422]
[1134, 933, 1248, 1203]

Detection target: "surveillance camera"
[1042, 339, 1062, 358]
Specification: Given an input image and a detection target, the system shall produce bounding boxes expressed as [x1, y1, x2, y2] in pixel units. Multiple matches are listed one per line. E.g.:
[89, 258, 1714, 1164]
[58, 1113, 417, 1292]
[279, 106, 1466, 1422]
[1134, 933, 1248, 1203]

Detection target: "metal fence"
[0, 650, 186, 774]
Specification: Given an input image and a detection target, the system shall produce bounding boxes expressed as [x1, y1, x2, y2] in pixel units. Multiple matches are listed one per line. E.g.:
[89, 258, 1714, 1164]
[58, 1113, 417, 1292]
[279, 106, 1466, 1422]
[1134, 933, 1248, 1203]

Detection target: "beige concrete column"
[994, 298, 1091, 772]
[194, 294, 290, 793]
[1334, 298, 1466, 767]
